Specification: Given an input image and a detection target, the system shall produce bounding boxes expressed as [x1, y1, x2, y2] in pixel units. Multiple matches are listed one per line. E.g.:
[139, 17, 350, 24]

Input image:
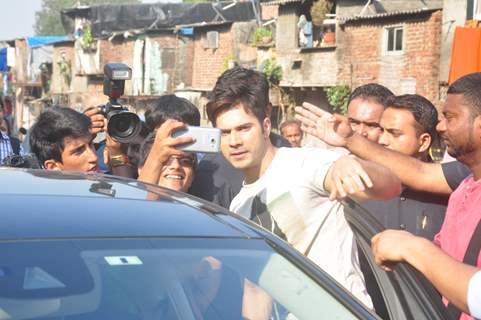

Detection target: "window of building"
[385, 26, 403, 54]
[202, 31, 219, 49]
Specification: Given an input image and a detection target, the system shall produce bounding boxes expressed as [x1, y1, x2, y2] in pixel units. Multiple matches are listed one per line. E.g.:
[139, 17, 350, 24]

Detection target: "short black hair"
[138, 131, 196, 168]
[30, 107, 92, 164]
[386, 94, 438, 138]
[348, 83, 394, 108]
[144, 95, 200, 131]
[447, 72, 481, 117]
[207, 67, 269, 125]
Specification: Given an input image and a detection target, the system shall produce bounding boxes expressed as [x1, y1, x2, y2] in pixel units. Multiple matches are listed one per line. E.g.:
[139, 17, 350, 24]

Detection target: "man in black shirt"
[359, 95, 448, 239]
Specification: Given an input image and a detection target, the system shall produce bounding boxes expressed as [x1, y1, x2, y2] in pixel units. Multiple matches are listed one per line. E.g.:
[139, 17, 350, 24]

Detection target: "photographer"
[84, 106, 137, 178]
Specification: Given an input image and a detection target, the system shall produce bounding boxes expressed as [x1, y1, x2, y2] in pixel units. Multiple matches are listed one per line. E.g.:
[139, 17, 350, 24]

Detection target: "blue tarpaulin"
[179, 27, 194, 36]
[27, 36, 69, 48]
[0, 48, 7, 72]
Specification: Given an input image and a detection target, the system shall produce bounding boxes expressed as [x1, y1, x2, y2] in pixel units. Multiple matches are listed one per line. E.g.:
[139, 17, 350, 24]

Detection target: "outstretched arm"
[296, 103, 454, 195]
[372, 230, 478, 314]
[324, 155, 402, 201]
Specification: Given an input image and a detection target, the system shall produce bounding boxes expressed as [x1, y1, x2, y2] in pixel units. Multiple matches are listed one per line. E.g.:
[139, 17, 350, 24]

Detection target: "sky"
[0, 0, 164, 40]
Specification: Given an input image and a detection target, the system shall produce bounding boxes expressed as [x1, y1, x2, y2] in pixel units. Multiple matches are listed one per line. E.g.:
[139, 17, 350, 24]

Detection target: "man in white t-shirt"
[206, 67, 402, 308]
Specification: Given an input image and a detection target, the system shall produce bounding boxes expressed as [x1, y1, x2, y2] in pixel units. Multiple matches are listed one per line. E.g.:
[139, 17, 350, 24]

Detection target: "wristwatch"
[109, 154, 129, 167]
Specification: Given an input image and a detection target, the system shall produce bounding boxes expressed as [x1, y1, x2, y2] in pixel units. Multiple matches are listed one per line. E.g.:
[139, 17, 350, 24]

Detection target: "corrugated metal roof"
[261, 0, 300, 6]
[339, 7, 440, 23]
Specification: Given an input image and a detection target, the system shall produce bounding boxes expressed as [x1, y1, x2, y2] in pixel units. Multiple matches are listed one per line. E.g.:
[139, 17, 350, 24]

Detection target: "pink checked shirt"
[434, 174, 481, 320]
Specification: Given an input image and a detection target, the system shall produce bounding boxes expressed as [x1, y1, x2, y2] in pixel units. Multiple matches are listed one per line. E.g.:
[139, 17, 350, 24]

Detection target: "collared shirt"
[0, 132, 13, 163]
[435, 174, 481, 320]
[0, 132, 24, 164]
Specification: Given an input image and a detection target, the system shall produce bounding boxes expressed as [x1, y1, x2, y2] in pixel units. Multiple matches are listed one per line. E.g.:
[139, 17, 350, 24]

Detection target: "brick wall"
[192, 24, 234, 90]
[402, 10, 443, 105]
[63, 33, 195, 108]
[337, 11, 443, 107]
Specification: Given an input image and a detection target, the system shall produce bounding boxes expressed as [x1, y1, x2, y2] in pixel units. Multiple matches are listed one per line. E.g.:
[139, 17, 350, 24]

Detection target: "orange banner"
[448, 27, 481, 84]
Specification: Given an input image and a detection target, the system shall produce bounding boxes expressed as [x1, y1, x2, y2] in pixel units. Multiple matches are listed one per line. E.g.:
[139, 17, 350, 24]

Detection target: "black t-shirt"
[442, 160, 471, 191]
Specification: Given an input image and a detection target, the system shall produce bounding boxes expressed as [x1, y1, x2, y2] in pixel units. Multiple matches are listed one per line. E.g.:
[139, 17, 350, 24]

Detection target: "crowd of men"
[1, 67, 481, 319]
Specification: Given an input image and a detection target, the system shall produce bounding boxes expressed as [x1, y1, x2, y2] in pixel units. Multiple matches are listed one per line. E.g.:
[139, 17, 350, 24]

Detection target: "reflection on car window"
[0, 239, 361, 320]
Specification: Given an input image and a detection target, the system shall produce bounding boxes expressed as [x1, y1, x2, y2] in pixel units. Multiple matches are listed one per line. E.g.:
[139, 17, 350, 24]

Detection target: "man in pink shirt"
[296, 72, 481, 320]
[429, 73, 481, 319]
[372, 73, 481, 320]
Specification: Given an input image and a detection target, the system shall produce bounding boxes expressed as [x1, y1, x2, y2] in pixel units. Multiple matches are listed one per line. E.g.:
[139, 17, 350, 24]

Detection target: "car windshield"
[0, 238, 361, 320]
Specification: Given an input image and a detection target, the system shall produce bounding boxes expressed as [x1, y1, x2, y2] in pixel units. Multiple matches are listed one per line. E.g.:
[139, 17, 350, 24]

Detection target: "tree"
[34, 0, 141, 36]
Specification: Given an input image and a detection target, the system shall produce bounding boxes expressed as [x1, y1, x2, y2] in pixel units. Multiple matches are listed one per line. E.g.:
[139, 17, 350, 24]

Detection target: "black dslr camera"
[100, 63, 147, 144]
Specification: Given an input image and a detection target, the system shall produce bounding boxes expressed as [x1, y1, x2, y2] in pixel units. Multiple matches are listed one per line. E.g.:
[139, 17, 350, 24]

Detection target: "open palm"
[295, 102, 353, 147]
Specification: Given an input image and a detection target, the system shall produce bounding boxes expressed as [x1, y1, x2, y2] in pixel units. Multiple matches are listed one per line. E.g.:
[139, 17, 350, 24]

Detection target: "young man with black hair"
[359, 94, 447, 240]
[30, 107, 98, 172]
[144, 95, 201, 132]
[207, 67, 402, 307]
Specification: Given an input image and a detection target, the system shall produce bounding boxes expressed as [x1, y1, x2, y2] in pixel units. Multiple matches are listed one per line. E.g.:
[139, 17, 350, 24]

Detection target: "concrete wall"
[276, 4, 298, 51]
[277, 49, 338, 87]
[275, 3, 338, 88]
[439, 0, 468, 83]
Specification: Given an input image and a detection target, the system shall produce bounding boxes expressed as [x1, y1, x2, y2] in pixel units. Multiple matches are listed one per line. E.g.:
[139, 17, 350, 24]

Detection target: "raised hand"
[295, 102, 353, 147]
[84, 106, 106, 136]
[150, 119, 195, 165]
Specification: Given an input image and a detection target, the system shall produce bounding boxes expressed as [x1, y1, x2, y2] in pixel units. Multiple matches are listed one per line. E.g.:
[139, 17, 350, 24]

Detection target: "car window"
[0, 238, 363, 320]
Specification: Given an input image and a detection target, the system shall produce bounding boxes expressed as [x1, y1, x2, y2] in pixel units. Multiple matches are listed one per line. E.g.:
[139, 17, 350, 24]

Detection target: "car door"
[342, 198, 452, 320]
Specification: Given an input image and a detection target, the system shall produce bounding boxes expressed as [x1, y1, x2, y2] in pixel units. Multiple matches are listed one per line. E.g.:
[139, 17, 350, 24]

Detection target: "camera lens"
[115, 118, 131, 133]
[108, 112, 140, 142]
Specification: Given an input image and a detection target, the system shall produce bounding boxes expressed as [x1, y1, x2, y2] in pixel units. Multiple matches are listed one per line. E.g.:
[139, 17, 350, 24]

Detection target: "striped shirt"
[0, 132, 24, 164]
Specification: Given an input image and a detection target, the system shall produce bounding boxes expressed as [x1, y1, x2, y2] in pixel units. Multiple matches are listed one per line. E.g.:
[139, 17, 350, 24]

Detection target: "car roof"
[0, 168, 260, 241]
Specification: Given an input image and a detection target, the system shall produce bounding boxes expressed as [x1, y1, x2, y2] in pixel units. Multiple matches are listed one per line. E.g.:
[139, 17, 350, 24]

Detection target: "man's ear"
[417, 132, 432, 154]
[43, 159, 62, 171]
[263, 117, 271, 139]
[474, 115, 481, 137]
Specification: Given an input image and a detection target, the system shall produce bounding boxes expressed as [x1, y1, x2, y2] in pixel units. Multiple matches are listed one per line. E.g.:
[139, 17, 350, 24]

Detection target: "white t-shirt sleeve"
[468, 270, 481, 319]
[300, 148, 341, 193]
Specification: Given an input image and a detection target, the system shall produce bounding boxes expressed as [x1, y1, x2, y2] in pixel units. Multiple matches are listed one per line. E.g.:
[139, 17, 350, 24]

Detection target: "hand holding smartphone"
[171, 126, 221, 153]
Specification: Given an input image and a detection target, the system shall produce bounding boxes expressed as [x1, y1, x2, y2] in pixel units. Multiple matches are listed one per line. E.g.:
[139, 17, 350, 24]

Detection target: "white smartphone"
[172, 126, 221, 153]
